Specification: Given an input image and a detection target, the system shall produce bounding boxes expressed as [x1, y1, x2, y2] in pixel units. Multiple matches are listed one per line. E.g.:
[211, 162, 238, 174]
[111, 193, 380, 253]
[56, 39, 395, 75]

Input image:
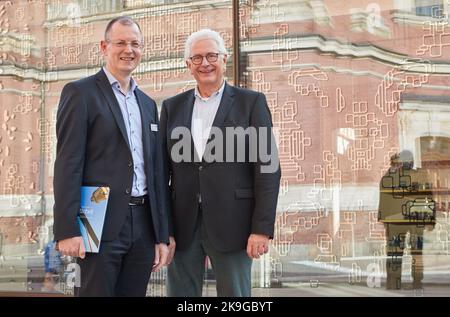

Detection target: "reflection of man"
[160, 29, 281, 297]
[42, 240, 62, 292]
[378, 150, 435, 290]
[53, 16, 169, 296]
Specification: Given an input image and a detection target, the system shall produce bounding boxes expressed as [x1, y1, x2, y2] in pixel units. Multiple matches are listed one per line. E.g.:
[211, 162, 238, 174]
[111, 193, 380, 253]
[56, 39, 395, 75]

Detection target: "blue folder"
[77, 186, 110, 253]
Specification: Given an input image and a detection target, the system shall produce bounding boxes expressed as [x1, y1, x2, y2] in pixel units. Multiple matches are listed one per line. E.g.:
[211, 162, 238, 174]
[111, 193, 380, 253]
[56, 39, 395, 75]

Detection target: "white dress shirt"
[191, 81, 226, 160]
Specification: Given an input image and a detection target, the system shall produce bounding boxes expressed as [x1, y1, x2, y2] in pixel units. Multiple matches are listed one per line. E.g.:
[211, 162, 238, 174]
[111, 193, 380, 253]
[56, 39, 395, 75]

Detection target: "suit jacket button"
[125, 189, 130, 194]
[199, 166, 203, 171]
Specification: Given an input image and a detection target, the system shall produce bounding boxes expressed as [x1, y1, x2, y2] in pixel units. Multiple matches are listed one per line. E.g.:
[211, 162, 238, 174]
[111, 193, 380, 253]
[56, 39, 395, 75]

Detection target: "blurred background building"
[1, 0, 450, 296]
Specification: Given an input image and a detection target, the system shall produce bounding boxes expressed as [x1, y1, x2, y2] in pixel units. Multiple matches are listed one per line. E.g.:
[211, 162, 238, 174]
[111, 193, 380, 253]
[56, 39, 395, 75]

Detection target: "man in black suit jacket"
[53, 16, 169, 296]
[160, 29, 280, 297]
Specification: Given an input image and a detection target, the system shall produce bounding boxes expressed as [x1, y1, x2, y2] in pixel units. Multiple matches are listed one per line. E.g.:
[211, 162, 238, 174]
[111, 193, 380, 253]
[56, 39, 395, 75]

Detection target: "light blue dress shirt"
[103, 67, 147, 197]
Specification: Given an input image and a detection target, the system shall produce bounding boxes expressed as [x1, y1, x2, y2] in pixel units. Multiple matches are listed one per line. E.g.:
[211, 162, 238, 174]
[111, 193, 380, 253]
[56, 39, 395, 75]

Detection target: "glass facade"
[1, 0, 450, 296]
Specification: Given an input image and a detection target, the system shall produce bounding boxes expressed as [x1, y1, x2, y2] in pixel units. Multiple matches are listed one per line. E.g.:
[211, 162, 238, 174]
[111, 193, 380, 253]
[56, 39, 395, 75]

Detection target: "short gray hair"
[184, 28, 228, 61]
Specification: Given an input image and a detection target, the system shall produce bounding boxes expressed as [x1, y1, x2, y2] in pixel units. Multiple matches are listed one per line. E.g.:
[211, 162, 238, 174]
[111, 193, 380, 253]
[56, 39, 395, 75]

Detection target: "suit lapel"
[183, 90, 195, 131]
[183, 90, 199, 163]
[95, 70, 131, 150]
[135, 88, 154, 167]
[211, 82, 235, 129]
[202, 83, 235, 162]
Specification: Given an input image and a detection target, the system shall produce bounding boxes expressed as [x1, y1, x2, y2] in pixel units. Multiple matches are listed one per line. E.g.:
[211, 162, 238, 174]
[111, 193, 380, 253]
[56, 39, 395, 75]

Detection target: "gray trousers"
[167, 212, 252, 297]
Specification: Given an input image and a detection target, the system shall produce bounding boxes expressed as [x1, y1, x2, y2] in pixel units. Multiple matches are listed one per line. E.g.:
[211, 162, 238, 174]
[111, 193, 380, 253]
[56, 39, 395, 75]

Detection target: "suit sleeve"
[250, 93, 281, 238]
[159, 101, 174, 237]
[53, 82, 88, 241]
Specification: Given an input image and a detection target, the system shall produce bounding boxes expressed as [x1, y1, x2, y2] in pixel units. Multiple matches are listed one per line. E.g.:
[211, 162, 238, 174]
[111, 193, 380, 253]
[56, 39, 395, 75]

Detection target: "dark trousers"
[75, 203, 155, 296]
[167, 207, 252, 297]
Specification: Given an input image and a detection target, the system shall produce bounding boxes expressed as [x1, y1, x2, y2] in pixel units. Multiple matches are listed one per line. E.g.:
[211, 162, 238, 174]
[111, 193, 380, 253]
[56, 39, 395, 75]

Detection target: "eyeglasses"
[107, 40, 143, 49]
[189, 52, 223, 65]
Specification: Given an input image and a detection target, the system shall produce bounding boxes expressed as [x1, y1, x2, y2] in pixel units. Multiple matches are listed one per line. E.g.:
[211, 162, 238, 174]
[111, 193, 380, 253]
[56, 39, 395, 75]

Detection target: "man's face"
[101, 22, 142, 77]
[186, 39, 227, 89]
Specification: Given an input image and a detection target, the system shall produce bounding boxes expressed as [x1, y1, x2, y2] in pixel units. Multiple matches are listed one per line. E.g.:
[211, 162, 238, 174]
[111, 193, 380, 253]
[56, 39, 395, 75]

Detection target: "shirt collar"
[194, 81, 225, 102]
[103, 67, 137, 92]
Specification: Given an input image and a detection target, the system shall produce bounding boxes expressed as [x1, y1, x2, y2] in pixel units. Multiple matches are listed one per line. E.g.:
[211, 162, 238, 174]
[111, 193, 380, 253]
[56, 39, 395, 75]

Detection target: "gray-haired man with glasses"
[159, 29, 280, 297]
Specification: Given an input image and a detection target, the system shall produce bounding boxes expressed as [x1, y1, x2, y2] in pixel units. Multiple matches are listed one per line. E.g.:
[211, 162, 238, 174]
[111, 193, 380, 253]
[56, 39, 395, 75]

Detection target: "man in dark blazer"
[160, 29, 281, 297]
[53, 16, 169, 296]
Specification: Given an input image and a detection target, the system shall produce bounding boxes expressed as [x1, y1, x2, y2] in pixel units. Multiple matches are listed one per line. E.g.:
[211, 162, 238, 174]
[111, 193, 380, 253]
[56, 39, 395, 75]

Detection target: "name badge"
[150, 123, 158, 132]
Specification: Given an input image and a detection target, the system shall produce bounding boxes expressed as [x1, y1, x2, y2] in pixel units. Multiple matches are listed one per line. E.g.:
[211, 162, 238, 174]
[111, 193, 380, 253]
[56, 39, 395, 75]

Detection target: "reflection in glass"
[2, 0, 450, 296]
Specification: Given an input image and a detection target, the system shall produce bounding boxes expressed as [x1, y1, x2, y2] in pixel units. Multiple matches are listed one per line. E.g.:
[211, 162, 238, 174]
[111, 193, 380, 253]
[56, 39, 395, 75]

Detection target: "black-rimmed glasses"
[189, 52, 223, 65]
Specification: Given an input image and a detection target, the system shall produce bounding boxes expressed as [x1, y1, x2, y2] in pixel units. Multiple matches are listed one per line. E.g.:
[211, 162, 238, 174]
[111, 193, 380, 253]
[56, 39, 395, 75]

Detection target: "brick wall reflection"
[1, 0, 450, 293]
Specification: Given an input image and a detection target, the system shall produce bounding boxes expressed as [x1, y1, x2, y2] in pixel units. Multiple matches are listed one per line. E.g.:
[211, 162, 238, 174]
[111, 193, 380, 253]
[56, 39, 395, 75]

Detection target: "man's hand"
[56, 236, 86, 259]
[152, 243, 169, 272]
[167, 236, 176, 265]
[246, 234, 270, 259]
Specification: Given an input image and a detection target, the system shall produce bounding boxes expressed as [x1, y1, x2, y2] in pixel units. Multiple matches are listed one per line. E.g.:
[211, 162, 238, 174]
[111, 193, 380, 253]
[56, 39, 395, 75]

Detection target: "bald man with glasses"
[53, 16, 169, 296]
